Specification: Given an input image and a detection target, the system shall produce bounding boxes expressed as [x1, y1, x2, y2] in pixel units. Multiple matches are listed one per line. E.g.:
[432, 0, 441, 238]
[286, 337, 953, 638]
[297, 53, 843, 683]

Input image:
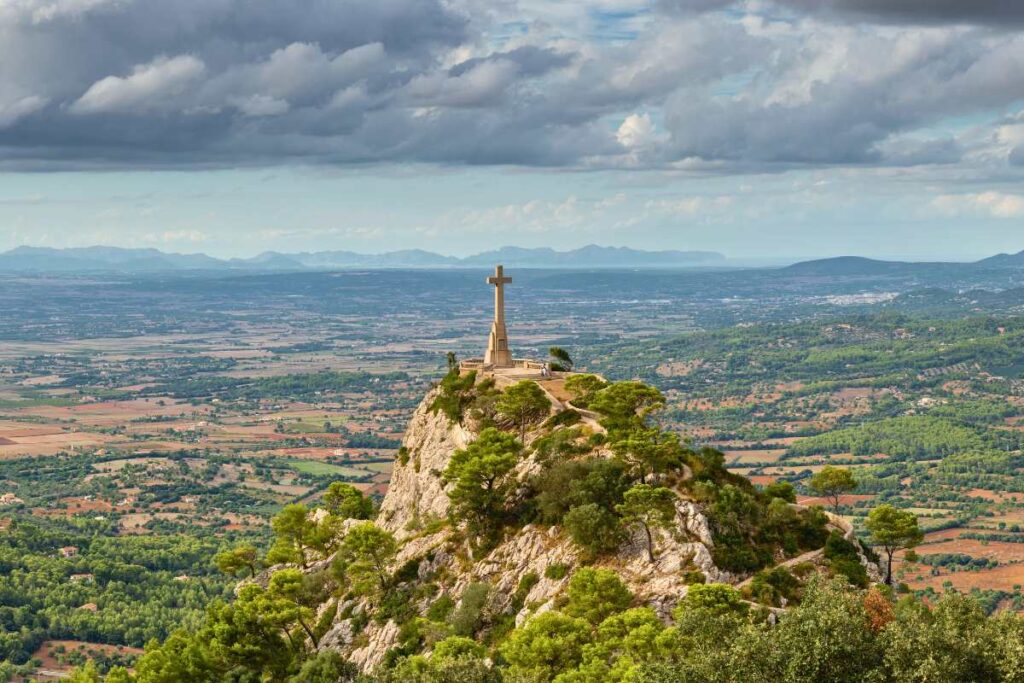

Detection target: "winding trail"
[735, 509, 854, 590]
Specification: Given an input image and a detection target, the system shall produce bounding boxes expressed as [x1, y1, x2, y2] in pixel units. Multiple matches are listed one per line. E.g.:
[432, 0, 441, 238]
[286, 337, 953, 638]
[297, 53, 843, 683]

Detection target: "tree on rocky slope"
[332, 522, 397, 598]
[214, 544, 262, 578]
[564, 373, 606, 405]
[563, 568, 632, 625]
[267, 504, 338, 568]
[323, 481, 374, 520]
[269, 569, 323, 647]
[443, 428, 522, 545]
[589, 381, 664, 433]
[563, 503, 626, 560]
[610, 428, 684, 483]
[616, 484, 677, 563]
[500, 611, 592, 681]
[496, 380, 551, 442]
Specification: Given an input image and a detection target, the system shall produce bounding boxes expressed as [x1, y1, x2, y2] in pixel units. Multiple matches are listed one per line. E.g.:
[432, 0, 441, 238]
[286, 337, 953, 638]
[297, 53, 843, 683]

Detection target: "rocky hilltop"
[313, 373, 880, 672]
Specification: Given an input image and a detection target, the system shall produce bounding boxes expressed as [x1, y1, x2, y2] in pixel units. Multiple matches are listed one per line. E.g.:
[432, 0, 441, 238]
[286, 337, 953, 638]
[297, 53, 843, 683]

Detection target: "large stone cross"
[484, 265, 513, 367]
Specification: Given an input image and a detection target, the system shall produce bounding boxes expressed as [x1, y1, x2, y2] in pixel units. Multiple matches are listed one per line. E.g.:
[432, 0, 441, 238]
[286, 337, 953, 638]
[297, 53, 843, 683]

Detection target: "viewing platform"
[459, 357, 549, 374]
[459, 357, 553, 386]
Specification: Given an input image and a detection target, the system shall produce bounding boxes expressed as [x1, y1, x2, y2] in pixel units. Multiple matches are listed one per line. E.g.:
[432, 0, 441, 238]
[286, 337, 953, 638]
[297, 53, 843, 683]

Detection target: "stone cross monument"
[484, 265, 513, 367]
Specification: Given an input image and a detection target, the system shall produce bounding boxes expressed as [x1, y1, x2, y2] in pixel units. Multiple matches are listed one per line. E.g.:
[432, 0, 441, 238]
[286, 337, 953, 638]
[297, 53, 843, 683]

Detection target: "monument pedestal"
[484, 321, 512, 367]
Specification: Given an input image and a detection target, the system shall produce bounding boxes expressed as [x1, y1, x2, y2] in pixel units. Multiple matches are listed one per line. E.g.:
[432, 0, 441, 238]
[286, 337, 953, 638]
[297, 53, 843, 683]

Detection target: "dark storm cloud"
[779, 0, 1024, 27]
[660, 0, 1024, 26]
[0, 0, 1021, 172]
[448, 47, 573, 79]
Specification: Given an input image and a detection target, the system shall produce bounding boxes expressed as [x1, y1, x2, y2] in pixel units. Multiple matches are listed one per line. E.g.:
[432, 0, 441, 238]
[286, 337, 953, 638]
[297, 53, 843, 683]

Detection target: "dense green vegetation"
[787, 416, 987, 460]
[77, 569, 1024, 683]
[586, 313, 1024, 603]
[144, 371, 410, 402]
[600, 315, 1024, 392]
[67, 374, 846, 682]
[0, 516, 239, 666]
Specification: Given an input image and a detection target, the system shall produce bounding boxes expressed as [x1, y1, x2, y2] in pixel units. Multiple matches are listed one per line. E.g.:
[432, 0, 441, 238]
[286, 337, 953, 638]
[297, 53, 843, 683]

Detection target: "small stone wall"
[459, 358, 550, 372]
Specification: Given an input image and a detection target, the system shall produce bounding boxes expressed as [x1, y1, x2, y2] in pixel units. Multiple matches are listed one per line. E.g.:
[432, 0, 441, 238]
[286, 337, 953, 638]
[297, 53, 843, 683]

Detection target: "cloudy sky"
[1, 0, 1023, 260]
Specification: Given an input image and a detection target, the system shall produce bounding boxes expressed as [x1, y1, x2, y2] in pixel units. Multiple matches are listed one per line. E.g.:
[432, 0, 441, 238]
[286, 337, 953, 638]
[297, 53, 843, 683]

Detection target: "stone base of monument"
[459, 358, 550, 376]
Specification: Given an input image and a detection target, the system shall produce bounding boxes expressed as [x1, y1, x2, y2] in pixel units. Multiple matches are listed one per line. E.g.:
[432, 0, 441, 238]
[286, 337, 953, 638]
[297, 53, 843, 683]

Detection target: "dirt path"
[735, 547, 825, 589]
[735, 510, 853, 590]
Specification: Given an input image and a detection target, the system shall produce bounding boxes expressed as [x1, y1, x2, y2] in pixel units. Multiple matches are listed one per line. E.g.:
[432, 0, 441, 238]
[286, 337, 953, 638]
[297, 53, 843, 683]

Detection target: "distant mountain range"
[780, 251, 1024, 276]
[0, 245, 726, 272]
[2, 245, 1024, 274]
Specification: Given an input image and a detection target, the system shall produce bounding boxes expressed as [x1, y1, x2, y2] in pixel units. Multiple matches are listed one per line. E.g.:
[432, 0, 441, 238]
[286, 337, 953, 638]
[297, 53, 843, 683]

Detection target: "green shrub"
[533, 457, 630, 525]
[824, 531, 860, 561]
[430, 370, 478, 423]
[676, 583, 745, 615]
[563, 504, 625, 560]
[832, 558, 869, 588]
[564, 568, 632, 624]
[377, 586, 416, 624]
[542, 410, 582, 430]
[763, 481, 796, 503]
[451, 583, 490, 637]
[499, 611, 592, 680]
[393, 558, 422, 584]
[748, 566, 800, 607]
[513, 572, 540, 612]
[545, 563, 569, 580]
[427, 595, 456, 622]
[683, 570, 706, 585]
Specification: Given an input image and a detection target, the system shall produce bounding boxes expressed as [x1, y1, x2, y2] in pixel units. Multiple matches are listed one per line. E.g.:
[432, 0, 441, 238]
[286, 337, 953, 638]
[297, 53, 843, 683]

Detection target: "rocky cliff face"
[318, 388, 741, 670]
[318, 384, 880, 672]
[376, 388, 471, 539]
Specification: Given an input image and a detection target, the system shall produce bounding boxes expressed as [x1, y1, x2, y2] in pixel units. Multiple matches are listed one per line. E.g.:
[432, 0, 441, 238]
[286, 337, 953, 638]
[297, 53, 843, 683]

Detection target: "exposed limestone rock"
[348, 619, 400, 671]
[377, 388, 472, 539]
[676, 500, 714, 547]
[361, 389, 738, 648]
[319, 612, 355, 651]
[395, 529, 449, 567]
[453, 525, 579, 619]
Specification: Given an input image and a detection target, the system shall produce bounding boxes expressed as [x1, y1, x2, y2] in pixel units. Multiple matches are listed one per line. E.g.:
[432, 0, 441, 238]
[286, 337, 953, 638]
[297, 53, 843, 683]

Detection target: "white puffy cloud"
[70, 55, 205, 114]
[617, 113, 656, 149]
